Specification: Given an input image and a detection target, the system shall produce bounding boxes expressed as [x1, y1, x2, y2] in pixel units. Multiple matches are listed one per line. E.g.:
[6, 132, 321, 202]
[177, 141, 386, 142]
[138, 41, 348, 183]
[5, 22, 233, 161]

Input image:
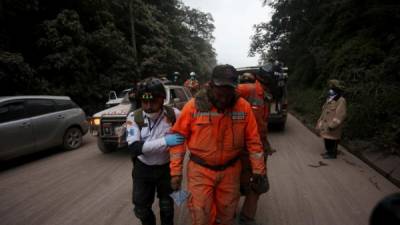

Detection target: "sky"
[181, 0, 272, 67]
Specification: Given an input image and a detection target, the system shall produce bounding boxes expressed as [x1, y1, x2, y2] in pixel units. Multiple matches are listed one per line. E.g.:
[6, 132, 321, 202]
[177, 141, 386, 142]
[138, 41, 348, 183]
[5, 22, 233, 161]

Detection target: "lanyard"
[146, 111, 163, 133]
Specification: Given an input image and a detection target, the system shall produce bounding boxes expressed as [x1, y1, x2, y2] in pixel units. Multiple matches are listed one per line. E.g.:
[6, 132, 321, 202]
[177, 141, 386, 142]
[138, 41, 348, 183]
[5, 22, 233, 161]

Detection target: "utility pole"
[129, 0, 137, 61]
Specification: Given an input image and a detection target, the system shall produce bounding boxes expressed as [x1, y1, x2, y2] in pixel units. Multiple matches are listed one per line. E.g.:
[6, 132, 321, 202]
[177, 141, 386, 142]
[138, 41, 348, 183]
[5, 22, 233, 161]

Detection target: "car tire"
[97, 138, 117, 153]
[63, 127, 83, 150]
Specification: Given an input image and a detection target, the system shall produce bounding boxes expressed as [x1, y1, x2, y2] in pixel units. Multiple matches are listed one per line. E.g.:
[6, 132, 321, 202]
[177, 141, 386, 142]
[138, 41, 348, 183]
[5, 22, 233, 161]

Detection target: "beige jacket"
[316, 96, 347, 140]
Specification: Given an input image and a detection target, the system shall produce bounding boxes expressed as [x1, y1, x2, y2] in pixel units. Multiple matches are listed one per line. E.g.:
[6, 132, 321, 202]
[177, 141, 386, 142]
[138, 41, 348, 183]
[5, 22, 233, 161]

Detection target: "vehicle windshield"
[118, 89, 130, 98]
[120, 92, 130, 104]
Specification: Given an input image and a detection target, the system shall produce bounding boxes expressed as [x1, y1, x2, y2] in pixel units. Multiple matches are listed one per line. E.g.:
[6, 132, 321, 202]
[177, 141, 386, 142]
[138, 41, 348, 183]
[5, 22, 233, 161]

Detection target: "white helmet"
[190, 72, 196, 77]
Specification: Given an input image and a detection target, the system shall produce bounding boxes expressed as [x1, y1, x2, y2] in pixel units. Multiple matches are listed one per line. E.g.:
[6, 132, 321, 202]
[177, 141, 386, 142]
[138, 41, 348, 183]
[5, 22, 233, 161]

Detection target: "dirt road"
[0, 114, 398, 225]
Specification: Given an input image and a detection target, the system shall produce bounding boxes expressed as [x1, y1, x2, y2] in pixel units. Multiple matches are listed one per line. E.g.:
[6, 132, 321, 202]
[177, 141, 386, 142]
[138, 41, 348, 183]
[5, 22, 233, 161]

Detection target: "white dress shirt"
[126, 107, 180, 165]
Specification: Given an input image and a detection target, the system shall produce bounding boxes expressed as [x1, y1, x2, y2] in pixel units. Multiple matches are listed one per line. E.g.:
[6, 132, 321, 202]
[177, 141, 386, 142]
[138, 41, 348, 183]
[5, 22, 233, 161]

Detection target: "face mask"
[144, 111, 161, 120]
[208, 86, 236, 110]
[328, 89, 336, 98]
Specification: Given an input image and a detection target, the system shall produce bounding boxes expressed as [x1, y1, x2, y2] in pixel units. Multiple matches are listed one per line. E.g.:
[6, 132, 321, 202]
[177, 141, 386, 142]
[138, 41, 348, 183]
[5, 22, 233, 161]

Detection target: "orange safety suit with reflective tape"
[237, 80, 270, 149]
[237, 80, 271, 220]
[169, 93, 265, 225]
[184, 79, 200, 95]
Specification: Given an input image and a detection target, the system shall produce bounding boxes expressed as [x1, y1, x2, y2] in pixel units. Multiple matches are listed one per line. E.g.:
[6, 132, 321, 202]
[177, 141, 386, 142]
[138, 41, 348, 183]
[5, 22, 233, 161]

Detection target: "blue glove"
[165, 133, 185, 146]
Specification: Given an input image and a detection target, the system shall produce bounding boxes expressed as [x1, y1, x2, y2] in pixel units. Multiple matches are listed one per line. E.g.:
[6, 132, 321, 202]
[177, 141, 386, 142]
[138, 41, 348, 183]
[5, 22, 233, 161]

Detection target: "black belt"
[190, 153, 240, 171]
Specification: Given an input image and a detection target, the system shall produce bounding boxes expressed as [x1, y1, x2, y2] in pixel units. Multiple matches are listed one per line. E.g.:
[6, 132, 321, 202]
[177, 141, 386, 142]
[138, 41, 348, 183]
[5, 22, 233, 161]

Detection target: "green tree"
[251, 0, 400, 151]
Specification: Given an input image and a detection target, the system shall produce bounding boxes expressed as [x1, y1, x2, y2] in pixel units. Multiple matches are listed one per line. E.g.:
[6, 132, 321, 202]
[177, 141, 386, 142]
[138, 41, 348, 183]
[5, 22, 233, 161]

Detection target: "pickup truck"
[105, 88, 131, 108]
[90, 85, 192, 153]
[236, 66, 288, 130]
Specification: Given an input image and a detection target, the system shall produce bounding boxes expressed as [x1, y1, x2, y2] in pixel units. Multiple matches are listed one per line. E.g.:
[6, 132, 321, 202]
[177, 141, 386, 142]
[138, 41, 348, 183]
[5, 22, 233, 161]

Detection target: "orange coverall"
[184, 79, 200, 95]
[169, 97, 265, 225]
[237, 80, 271, 220]
[237, 80, 270, 148]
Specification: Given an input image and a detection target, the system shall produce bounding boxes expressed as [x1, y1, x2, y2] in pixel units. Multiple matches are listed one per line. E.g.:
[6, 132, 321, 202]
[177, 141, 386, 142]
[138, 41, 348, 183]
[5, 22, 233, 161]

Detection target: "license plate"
[114, 126, 125, 137]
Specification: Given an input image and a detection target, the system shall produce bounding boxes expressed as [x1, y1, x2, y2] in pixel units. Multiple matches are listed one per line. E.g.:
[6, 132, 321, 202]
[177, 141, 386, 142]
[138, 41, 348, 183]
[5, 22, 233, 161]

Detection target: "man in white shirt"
[126, 77, 184, 225]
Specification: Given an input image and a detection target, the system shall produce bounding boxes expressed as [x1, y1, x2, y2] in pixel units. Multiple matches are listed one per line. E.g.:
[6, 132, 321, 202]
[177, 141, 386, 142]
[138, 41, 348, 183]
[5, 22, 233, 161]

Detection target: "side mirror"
[108, 91, 117, 100]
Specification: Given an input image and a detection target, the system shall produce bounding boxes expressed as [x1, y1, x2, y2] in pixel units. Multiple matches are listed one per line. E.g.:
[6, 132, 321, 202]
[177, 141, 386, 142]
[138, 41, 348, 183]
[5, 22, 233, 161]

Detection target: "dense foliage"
[0, 0, 216, 114]
[251, 0, 400, 151]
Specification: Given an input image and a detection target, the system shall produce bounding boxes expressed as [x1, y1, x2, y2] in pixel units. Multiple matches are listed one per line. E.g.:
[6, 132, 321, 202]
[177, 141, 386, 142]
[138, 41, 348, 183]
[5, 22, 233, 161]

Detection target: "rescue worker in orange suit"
[236, 65, 276, 225]
[169, 64, 267, 225]
[184, 71, 200, 95]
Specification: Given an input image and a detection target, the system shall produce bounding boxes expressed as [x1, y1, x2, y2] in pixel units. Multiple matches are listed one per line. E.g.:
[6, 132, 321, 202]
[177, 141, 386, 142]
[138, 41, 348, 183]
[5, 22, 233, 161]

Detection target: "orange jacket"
[184, 79, 200, 94]
[237, 80, 269, 146]
[169, 96, 266, 176]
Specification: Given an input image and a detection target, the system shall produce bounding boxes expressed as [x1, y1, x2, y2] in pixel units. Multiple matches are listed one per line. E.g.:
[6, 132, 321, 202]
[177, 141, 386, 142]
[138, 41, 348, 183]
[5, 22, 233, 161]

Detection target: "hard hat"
[190, 72, 196, 77]
[137, 77, 166, 100]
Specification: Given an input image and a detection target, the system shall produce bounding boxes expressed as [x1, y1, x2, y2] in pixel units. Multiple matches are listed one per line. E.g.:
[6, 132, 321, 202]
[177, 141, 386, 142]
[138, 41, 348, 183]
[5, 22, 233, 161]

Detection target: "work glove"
[165, 133, 185, 147]
[171, 175, 182, 191]
[250, 174, 270, 194]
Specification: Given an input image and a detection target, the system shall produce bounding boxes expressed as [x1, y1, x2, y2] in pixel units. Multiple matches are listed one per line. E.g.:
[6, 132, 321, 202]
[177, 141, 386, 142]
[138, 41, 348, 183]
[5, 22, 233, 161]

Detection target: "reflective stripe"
[249, 152, 264, 159]
[231, 111, 247, 120]
[248, 97, 264, 106]
[192, 111, 247, 120]
[170, 152, 185, 159]
[193, 112, 221, 117]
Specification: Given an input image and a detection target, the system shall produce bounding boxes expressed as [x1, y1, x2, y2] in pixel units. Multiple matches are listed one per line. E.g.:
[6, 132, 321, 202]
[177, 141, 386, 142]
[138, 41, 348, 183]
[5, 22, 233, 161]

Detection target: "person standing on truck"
[184, 71, 200, 95]
[126, 77, 185, 225]
[172, 71, 180, 84]
[169, 64, 267, 225]
[236, 64, 275, 225]
[315, 79, 347, 159]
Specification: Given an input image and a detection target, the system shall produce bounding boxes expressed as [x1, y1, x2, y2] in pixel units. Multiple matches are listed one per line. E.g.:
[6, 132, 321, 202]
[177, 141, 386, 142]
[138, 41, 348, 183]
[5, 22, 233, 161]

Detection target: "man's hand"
[165, 133, 185, 147]
[250, 174, 270, 194]
[128, 141, 144, 158]
[171, 175, 182, 191]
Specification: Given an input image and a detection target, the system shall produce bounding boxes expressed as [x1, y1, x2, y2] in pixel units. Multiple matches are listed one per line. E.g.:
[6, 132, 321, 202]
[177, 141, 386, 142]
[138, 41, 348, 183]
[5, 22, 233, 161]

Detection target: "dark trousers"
[324, 139, 338, 156]
[132, 159, 174, 225]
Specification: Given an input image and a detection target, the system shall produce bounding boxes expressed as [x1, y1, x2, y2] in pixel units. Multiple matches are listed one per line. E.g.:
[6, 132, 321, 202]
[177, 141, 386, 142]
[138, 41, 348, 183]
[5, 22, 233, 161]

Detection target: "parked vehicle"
[90, 85, 192, 153]
[236, 66, 288, 130]
[0, 96, 89, 161]
[105, 88, 132, 108]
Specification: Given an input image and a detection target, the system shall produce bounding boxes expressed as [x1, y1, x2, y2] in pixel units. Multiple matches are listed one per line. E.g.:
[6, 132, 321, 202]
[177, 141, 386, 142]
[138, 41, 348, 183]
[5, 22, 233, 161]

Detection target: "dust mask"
[144, 111, 161, 120]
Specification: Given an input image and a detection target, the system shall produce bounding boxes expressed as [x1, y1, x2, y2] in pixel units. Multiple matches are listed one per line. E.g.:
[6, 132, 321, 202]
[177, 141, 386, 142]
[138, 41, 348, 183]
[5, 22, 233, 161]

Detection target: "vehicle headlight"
[93, 117, 101, 126]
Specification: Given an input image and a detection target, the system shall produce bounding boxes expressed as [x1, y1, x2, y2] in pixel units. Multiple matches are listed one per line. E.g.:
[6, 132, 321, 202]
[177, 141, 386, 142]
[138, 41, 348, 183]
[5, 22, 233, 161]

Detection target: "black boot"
[322, 154, 336, 159]
[159, 198, 174, 225]
[134, 207, 156, 225]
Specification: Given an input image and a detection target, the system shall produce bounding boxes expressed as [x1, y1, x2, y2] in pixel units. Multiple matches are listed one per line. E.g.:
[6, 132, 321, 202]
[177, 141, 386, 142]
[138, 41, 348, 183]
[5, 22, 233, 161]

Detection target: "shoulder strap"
[163, 105, 176, 125]
[133, 109, 145, 130]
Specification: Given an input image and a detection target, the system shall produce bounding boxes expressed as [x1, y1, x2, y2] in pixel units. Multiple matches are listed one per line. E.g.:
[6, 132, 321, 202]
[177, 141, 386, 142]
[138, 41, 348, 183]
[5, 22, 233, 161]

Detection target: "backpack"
[133, 105, 176, 130]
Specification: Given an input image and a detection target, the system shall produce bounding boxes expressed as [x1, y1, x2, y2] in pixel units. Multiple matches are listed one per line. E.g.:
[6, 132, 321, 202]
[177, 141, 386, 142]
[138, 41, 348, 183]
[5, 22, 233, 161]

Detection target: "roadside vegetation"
[0, 0, 216, 114]
[251, 0, 400, 154]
